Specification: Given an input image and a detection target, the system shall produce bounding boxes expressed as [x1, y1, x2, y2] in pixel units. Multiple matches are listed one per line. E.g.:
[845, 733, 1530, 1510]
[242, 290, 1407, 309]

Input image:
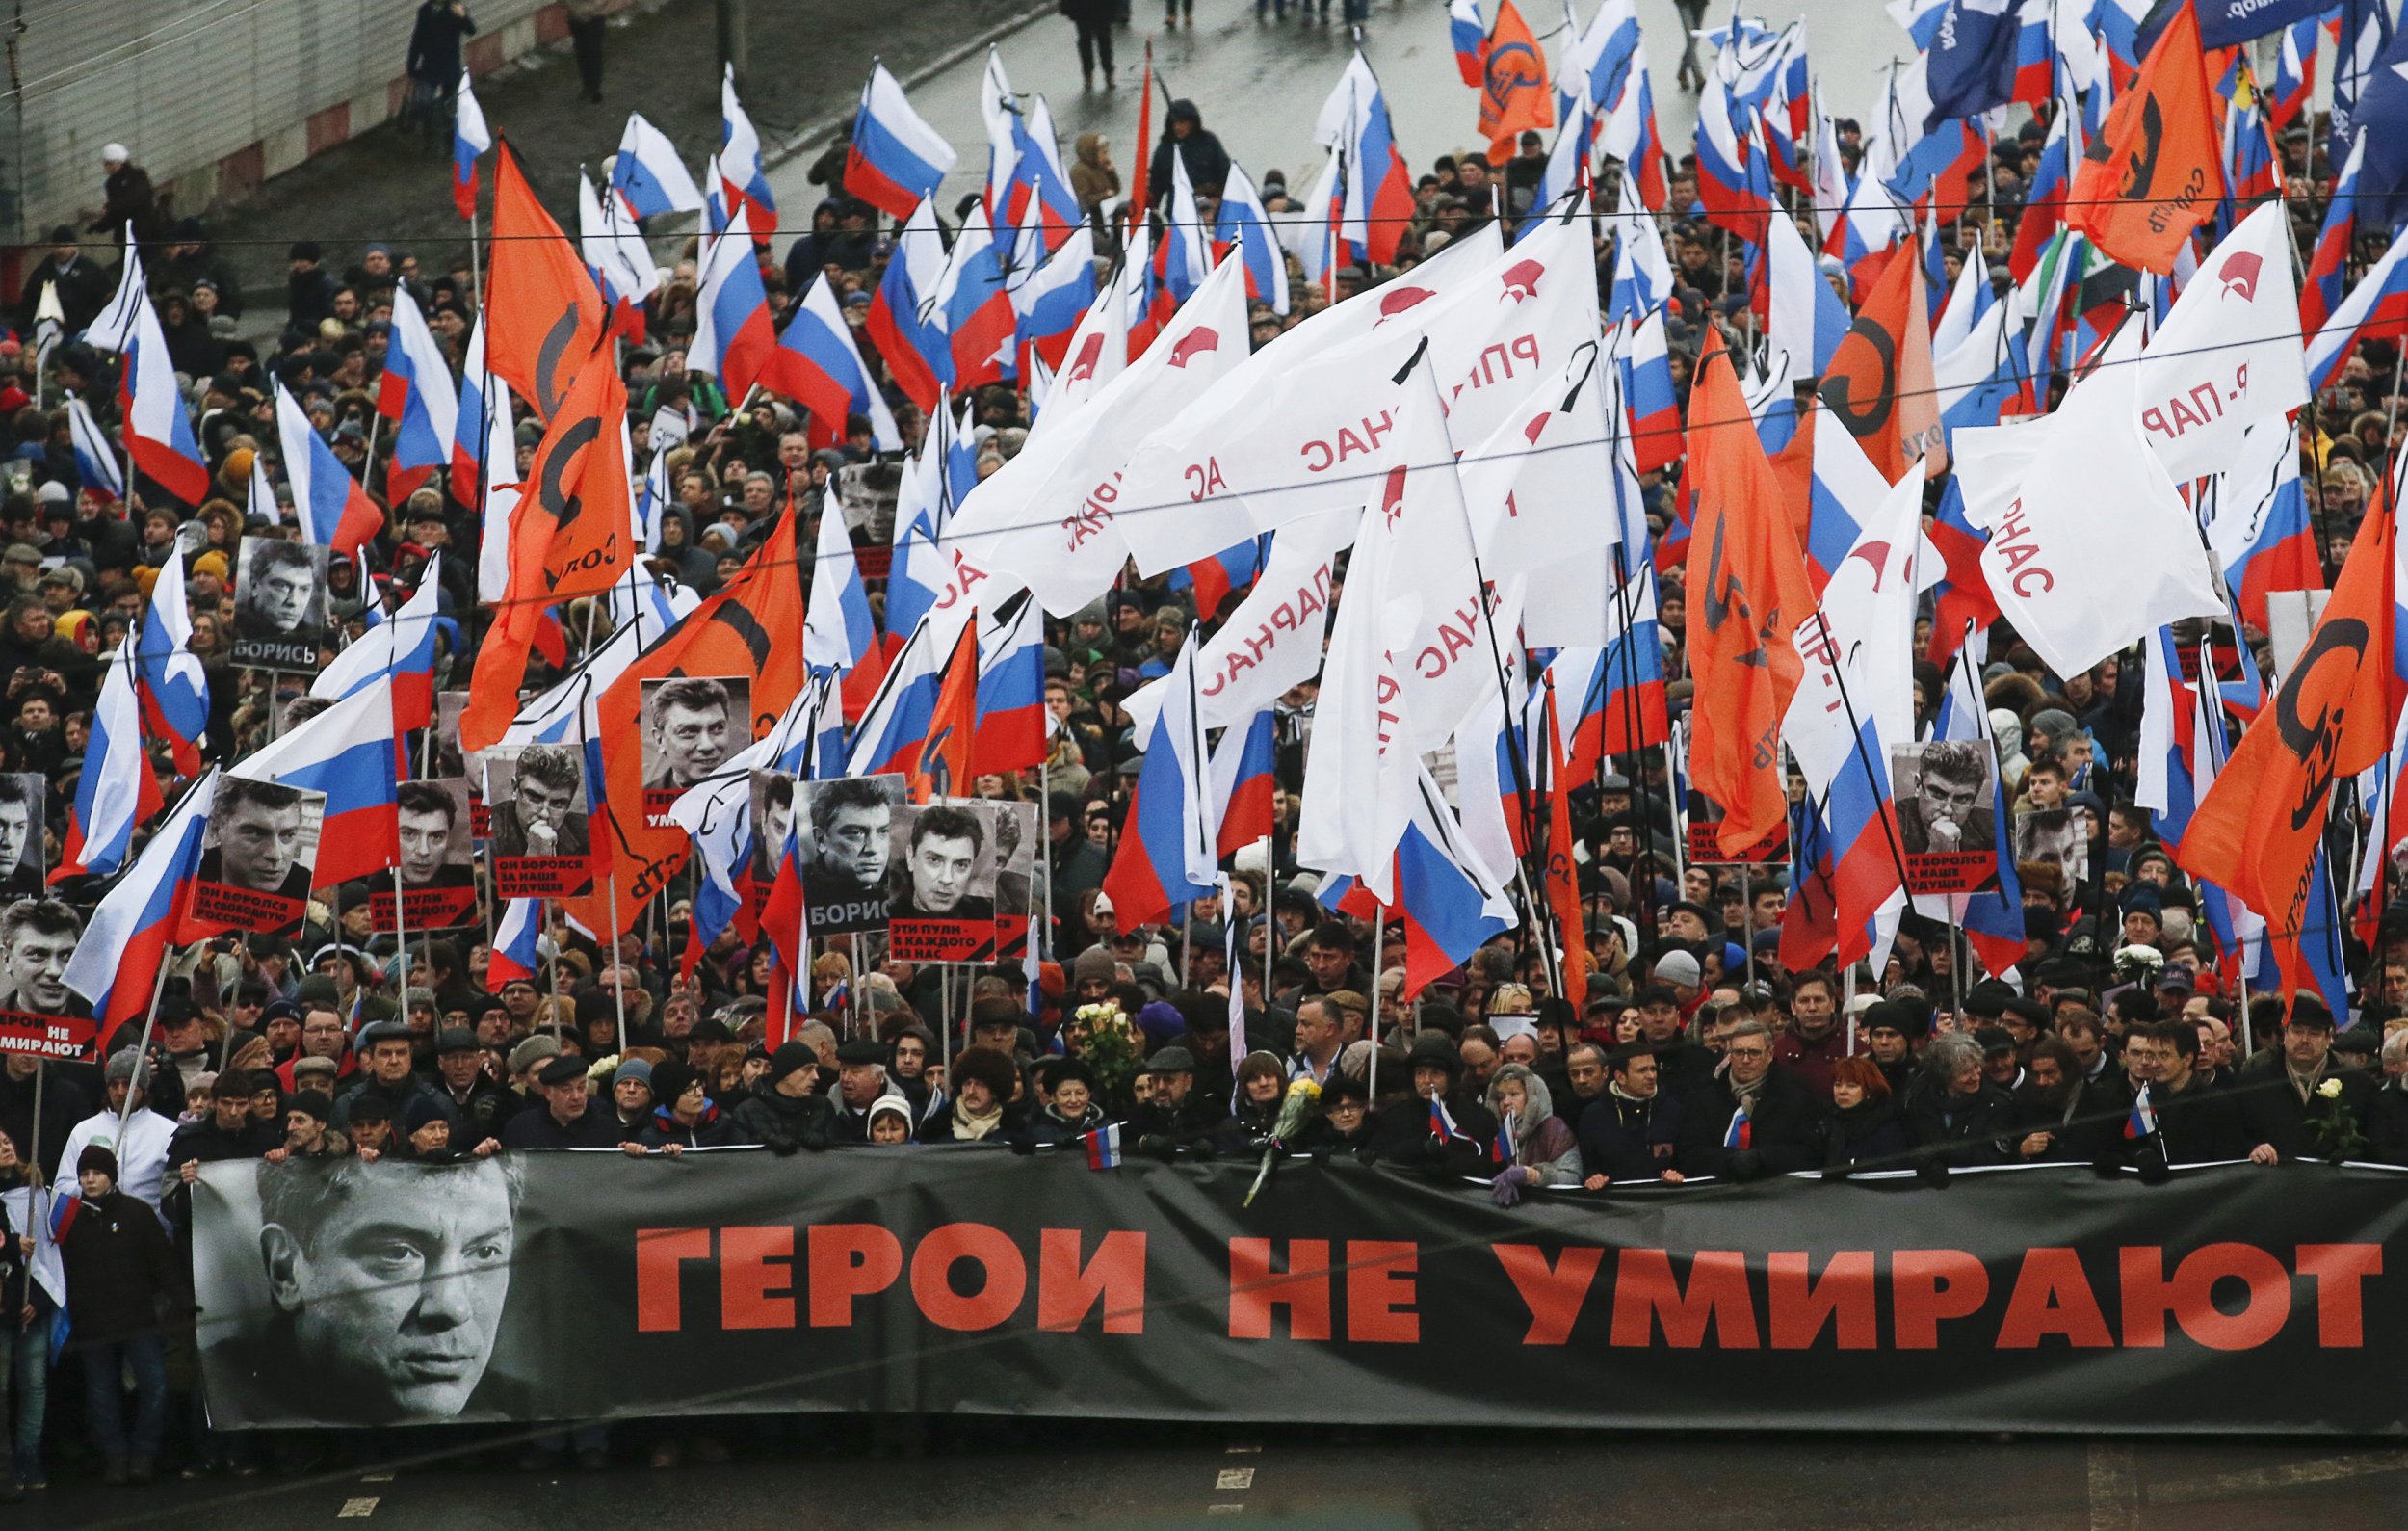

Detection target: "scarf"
[2285, 1054, 2328, 1105]
[951, 1098, 1005, 1141]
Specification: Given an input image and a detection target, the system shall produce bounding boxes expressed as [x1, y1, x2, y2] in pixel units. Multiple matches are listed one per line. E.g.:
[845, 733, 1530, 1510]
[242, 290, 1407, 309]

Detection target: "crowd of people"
[0, 9, 2399, 1499]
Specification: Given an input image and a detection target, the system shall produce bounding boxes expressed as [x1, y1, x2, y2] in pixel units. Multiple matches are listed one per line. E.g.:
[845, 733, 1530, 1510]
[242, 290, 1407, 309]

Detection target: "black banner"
[192, 1155, 2408, 1433]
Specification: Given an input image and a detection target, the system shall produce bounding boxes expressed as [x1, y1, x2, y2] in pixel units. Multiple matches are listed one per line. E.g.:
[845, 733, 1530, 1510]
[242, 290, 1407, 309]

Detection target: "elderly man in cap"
[2238, 996, 2375, 1163]
[829, 1039, 897, 1142]
[1128, 1045, 1215, 1149]
[500, 1054, 622, 1149]
[52, 1048, 179, 1221]
[333, 1020, 443, 1132]
[434, 1027, 517, 1149]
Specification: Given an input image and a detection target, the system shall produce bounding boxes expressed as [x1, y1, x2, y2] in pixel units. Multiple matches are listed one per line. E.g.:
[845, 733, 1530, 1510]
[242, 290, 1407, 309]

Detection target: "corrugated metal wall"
[4, 0, 557, 245]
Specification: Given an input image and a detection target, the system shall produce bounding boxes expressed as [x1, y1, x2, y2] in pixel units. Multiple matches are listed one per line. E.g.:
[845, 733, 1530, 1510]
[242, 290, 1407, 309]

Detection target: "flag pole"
[1366, 901, 1384, 1099]
[116, 949, 179, 1144]
[1258, 832, 1275, 1018]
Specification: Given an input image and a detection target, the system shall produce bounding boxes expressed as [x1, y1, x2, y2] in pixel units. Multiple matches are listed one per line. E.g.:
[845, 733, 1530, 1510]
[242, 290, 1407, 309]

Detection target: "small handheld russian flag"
[1723, 1106, 1752, 1150]
[1084, 1122, 1124, 1170]
[2124, 1083, 2158, 1142]
[1491, 1109, 1517, 1166]
[1428, 1095, 1471, 1144]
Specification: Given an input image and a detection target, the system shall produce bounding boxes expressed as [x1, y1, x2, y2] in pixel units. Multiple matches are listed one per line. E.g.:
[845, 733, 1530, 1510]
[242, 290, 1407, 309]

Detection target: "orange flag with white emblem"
[2066, 0, 2225, 276]
[1685, 330, 1819, 858]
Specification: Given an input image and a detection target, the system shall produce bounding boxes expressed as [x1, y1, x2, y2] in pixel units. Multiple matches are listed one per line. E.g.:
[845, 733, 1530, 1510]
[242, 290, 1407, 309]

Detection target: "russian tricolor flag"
[1211, 709, 1278, 859]
[1389, 766, 1514, 1000]
[611, 111, 705, 220]
[711, 65, 777, 240]
[1618, 307, 1680, 474]
[378, 288, 458, 502]
[312, 550, 444, 733]
[1557, 565, 1667, 778]
[975, 594, 1048, 775]
[771, 273, 903, 451]
[845, 617, 949, 779]
[1597, 27, 1666, 210]
[1317, 50, 1416, 265]
[1156, 149, 1212, 308]
[1010, 221, 1098, 370]
[275, 380, 383, 556]
[490, 898, 543, 987]
[932, 212, 1019, 394]
[453, 70, 491, 222]
[1450, 0, 1486, 87]
[1101, 634, 1218, 931]
[1170, 533, 1266, 620]
[866, 199, 952, 415]
[1803, 409, 1885, 596]
[694, 208, 780, 401]
[2135, 625, 2202, 854]
[2307, 221, 2408, 396]
[58, 645, 163, 881]
[2268, 13, 2319, 130]
[1606, 172, 1670, 324]
[850, 62, 958, 221]
[2009, 107, 2077, 282]
[2303, 130, 2362, 339]
[1693, 82, 1771, 244]
[450, 315, 507, 512]
[1216, 163, 1290, 318]
[2125, 1084, 2158, 1141]
[66, 396, 122, 503]
[63, 769, 214, 1031]
[803, 488, 878, 675]
[133, 543, 209, 775]
[2208, 418, 2322, 633]
[229, 678, 404, 887]
[92, 262, 208, 507]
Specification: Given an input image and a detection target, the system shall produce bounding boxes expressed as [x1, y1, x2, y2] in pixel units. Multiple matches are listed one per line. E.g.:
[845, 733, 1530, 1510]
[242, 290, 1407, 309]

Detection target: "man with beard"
[642, 678, 736, 792]
[801, 776, 899, 934]
[0, 899, 84, 1016]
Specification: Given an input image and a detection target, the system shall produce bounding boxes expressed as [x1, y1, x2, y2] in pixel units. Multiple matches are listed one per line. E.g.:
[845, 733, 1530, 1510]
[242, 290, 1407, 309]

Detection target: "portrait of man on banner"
[798, 773, 904, 937]
[487, 744, 594, 899]
[192, 778, 326, 937]
[231, 538, 331, 671]
[0, 773, 45, 899]
[886, 799, 998, 961]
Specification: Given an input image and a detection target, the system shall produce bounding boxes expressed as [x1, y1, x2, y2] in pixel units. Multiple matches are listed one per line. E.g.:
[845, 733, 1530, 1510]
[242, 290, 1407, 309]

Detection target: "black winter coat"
[60, 1189, 181, 1343]
[1901, 1077, 2017, 1167]
[2235, 1051, 2377, 1160]
[1679, 1068, 1819, 1179]
[1815, 1099, 1910, 1171]
[1578, 1090, 1684, 1181]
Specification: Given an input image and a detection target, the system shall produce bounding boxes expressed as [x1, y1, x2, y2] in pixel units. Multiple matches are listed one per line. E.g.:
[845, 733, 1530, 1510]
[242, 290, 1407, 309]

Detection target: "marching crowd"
[0, 10, 2401, 1498]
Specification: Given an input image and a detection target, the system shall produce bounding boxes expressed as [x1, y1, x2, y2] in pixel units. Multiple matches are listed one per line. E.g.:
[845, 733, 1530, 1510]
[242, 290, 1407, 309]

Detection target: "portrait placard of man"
[370, 780, 478, 931]
[886, 800, 998, 962]
[0, 773, 44, 899]
[641, 677, 747, 797]
[1892, 740, 1999, 894]
[487, 745, 593, 899]
[0, 898, 87, 1020]
[231, 538, 329, 670]
[797, 774, 903, 936]
[209, 1155, 527, 1425]
[192, 778, 325, 936]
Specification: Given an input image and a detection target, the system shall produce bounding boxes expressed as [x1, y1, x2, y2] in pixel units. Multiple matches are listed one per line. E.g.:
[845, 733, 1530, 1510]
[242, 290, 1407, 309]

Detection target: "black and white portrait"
[641, 676, 748, 794]
[0, 898, 85, 1017]
[199, 1155, 526, 1426]
[231, 538, 330, 670]
[797, 774, 903, 936]
[193, 778, 327, 935]
[0, 772, 45, 899]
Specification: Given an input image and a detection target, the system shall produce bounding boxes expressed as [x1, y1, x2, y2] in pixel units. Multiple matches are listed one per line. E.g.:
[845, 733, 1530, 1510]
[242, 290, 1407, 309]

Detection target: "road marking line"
[2086, 1442, 2138, 1531]
[359, 1474, 394, 1483]
[2146, 1452, 2408, 1504]
[1207, 1506, 1245, 1516]
[1226, 1444, 1262, 1454]
[1217, 1467, 1256, 1491]
[337, 1496, 380, 1518]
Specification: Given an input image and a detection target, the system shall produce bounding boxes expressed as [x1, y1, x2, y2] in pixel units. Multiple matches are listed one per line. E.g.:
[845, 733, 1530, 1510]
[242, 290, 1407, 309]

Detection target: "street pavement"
[16, 1420, 2408, 1530]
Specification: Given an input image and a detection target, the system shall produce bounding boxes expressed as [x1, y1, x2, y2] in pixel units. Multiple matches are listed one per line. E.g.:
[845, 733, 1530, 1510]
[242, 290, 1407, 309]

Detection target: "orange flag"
[569, 518, 811, 936]
[2179, 507, 2396, 1010]
[1542, 682, 1589, 1016]
[2066, 0, 2225, 276]
[486, 143, 607, 422]
[913, 620, 982, 803]
[1816, 245, 1941, 485]
[1685, 330, 1818, 858]
[460, 345, 639, 752]
[1479, 0, 1554, 168]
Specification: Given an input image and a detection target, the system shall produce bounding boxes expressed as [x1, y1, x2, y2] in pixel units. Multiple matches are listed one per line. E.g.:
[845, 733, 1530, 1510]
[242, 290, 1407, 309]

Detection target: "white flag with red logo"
[2133, 203, 2307, 482]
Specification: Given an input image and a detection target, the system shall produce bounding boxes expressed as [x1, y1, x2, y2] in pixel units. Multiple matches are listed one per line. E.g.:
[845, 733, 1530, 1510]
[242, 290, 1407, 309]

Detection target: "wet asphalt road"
[18, 1421, 2408, 1531]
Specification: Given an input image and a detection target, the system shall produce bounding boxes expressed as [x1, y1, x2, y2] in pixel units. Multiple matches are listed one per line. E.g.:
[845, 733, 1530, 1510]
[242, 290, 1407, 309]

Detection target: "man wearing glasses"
[1679, 1017, 1819, 1180]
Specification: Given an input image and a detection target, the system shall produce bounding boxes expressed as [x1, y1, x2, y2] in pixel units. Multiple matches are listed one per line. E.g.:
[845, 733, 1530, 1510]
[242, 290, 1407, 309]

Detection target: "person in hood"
[1148, 100, 1229, 207]
[1071, 131, 1121, 214]
[1482, 1064, 1581, 1204]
